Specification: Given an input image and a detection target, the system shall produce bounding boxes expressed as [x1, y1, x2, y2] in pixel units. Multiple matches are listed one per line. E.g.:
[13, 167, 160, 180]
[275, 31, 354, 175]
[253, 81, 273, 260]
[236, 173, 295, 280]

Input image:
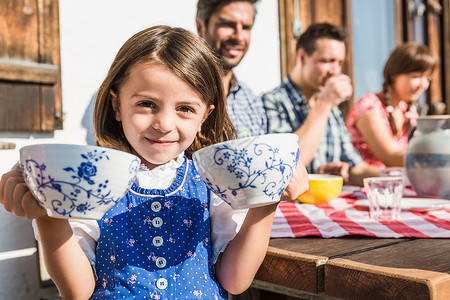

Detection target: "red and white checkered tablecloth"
[271, 188, 450, 239]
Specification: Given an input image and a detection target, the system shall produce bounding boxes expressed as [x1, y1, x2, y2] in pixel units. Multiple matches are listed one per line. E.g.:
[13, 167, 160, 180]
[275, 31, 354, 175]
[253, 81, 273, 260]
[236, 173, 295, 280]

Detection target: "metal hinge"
[55, 112, 65, 123]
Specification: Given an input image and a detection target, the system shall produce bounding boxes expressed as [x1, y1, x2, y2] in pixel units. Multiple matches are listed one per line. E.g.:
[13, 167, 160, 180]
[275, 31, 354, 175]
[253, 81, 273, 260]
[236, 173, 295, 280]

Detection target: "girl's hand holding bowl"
[0, 163, 47, 219]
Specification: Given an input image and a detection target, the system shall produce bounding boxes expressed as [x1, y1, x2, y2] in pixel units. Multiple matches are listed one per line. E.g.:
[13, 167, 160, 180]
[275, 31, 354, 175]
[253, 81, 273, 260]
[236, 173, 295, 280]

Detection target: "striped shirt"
[261, 76, 364, 173]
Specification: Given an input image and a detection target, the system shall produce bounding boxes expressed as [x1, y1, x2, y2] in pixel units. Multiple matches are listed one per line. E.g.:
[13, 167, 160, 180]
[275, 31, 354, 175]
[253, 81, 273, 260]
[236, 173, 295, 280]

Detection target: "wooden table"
[233, 237, 450, 300]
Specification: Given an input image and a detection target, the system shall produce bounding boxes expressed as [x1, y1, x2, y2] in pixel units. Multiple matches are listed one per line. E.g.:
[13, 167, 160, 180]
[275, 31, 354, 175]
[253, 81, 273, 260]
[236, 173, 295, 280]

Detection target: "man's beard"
[218, 54, 234, 72]
[207, 37, 244, 71]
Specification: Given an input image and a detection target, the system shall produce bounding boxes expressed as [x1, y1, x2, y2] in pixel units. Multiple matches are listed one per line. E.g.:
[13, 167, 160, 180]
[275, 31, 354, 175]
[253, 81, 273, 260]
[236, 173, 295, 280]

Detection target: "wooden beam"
[0, 59, 58, 84]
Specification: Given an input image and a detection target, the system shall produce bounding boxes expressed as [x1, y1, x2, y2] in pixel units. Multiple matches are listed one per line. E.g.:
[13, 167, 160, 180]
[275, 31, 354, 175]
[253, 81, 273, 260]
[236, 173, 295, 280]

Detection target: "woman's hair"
[382, 42, 437, 95]
[94, 25, 236, 158]
[380, 42, 438, 136]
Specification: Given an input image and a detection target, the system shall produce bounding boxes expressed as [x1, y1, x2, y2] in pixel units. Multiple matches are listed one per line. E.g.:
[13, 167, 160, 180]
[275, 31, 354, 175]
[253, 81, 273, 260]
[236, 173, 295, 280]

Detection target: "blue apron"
[90, 158, 227, 299]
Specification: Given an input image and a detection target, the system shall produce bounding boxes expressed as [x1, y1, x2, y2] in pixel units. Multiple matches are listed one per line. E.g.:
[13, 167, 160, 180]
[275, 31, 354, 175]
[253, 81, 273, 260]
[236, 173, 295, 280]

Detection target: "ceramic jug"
[405, 115, 450, 199]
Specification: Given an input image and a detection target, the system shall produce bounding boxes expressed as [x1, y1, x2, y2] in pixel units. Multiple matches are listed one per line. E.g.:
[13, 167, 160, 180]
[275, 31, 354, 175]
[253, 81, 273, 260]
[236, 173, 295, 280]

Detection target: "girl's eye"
[179, 106, 195, 114]
[138, 101, 156, 108]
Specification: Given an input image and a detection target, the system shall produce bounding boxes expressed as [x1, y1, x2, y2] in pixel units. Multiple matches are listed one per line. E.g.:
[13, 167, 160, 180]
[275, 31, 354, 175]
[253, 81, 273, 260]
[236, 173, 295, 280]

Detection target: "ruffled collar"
[138, 152, 185, 173]
[134, 153, 185, 189]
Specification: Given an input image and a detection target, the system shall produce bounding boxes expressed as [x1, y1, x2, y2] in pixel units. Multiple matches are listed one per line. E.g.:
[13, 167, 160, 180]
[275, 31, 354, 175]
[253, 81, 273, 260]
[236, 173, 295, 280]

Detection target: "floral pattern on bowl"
[20, 144, 140, 219]
[193, 134, 299, 209]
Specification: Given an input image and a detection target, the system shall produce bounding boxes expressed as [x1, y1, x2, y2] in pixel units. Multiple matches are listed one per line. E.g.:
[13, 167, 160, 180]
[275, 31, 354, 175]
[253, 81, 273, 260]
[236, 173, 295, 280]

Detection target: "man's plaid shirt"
[260, 76, 364, 173]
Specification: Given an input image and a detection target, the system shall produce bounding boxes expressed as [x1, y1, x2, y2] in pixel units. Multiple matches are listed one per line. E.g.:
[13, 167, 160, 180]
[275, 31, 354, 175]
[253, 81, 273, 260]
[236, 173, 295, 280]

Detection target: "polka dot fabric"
[90, 158, 227, 299]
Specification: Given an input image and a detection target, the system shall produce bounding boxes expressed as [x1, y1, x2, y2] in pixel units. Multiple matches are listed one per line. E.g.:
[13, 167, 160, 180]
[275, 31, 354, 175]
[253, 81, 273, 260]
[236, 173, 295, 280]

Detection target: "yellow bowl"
[297, 174, 343, 204]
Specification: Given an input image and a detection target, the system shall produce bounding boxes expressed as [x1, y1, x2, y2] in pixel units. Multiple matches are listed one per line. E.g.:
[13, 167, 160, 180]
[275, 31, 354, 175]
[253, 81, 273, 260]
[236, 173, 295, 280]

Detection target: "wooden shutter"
[0, 0, 62, 132]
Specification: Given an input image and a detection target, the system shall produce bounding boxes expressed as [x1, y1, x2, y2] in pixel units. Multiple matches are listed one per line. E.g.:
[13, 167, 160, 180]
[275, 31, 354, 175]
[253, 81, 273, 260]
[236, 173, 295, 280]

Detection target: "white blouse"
[32, 153, 248, 266]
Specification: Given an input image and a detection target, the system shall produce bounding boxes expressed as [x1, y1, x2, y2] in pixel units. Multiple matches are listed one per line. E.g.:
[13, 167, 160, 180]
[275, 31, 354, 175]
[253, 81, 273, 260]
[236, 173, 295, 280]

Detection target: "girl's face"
[112, 63, 214, 169]
[392, 71, 431, 102]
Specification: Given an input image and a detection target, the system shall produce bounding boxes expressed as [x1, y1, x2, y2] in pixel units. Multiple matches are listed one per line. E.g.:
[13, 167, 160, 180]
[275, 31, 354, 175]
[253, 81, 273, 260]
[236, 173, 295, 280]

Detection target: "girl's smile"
[145, 138, 176, 147]
[112, 62, 213, 170]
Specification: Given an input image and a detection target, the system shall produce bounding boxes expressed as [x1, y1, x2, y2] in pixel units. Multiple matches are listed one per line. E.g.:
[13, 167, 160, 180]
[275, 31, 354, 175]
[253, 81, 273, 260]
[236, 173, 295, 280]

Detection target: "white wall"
[0, 0, 280, 174]
[0, 1, 280, 299]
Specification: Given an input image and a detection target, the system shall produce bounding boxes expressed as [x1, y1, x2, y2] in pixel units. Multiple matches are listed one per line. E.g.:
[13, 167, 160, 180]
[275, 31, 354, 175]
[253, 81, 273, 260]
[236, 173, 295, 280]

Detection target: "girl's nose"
[152, 110, 175, 133]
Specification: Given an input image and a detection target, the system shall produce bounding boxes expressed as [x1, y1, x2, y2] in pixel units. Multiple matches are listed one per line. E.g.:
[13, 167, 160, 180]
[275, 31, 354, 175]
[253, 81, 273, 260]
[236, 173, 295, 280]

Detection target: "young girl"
[0, 25, 308, 299]
[345, 42, 437, 168]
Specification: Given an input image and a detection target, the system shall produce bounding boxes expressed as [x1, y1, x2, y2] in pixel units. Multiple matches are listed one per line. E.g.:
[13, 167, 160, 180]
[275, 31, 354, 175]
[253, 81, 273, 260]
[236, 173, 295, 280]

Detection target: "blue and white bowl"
[20, 144, 140, 219]
[193, 134, 299, 209]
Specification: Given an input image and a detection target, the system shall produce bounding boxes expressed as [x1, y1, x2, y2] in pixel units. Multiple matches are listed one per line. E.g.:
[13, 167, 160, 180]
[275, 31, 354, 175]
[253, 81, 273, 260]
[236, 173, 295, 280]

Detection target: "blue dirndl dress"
[90, 158, 228, 299]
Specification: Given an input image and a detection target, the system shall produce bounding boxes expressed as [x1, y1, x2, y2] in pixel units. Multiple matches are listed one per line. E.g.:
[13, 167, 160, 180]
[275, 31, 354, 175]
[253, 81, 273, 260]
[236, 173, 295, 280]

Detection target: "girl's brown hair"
[94, 25, 236, 158]
[380, 42, 438, 136]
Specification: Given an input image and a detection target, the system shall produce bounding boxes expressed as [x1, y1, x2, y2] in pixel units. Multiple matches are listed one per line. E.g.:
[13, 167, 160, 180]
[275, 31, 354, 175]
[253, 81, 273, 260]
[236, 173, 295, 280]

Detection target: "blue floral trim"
[21, 149, 139, 217]
[203, 142, 299, 205]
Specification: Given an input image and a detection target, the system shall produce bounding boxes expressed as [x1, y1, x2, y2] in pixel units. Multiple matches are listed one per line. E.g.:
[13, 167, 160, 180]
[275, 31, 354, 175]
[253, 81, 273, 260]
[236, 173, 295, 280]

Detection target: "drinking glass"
[363, 177, 404, 221]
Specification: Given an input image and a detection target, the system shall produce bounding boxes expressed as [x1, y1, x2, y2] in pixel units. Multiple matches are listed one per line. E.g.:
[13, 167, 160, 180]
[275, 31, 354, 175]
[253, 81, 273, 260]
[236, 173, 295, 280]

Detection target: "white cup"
[363, 176, 404, 221]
